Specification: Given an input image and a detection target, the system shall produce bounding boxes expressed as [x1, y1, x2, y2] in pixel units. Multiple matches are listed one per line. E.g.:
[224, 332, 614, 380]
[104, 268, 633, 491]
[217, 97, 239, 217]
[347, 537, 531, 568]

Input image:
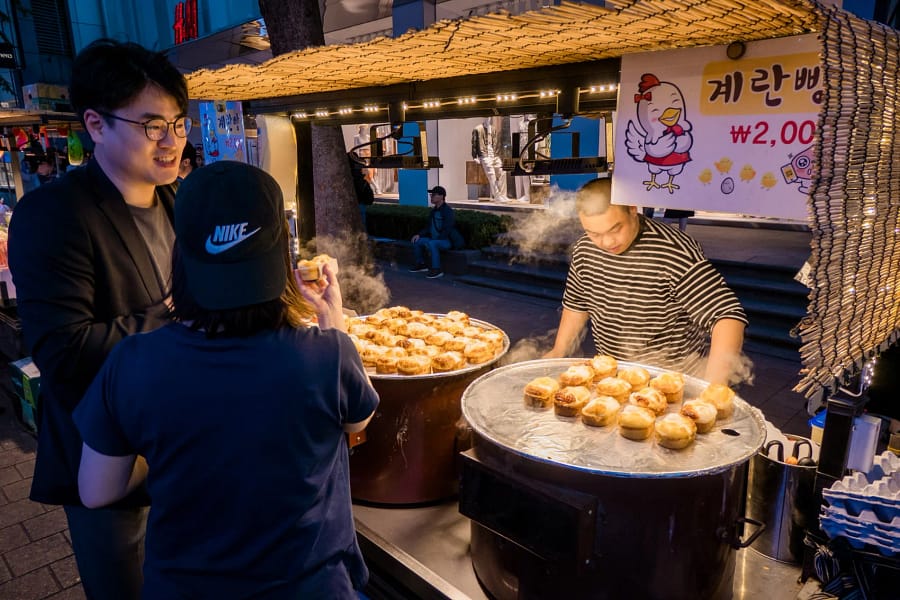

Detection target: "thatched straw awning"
[186, 1, 822, 102]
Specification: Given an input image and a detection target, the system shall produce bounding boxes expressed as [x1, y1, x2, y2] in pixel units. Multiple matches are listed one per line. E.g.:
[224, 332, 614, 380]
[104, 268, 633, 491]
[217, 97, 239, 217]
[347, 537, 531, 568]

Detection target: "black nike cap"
[175, 161, 287, 310]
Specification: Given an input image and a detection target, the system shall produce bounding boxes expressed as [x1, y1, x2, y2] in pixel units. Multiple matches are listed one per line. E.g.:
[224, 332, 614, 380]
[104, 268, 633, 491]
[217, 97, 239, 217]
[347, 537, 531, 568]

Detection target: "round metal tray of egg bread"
[462, 358, 765, 478]
[357, 315, 510, 380]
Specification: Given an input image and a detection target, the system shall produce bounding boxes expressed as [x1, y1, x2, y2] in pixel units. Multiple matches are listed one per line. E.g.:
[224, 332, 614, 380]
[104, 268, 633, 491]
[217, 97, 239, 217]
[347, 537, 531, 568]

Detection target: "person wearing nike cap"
[73, 161, 379, 598]
[8, 39, 190, 599]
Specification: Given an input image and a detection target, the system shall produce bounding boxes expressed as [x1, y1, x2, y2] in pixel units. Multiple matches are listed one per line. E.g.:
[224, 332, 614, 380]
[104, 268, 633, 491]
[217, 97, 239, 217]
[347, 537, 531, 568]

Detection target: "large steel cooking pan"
[459, 359, 766, 600]
[349, 317, 509, 505]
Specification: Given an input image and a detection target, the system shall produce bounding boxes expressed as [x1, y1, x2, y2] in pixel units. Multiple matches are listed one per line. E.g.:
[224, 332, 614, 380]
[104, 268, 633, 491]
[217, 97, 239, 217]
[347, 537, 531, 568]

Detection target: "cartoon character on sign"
[625, 73, 693, 194]
[781, 146, 815, 193]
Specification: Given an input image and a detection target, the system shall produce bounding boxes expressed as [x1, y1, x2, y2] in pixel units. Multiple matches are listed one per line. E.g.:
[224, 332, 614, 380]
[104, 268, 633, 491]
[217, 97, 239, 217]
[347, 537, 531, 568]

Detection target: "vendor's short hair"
[576, 177, 631, 216]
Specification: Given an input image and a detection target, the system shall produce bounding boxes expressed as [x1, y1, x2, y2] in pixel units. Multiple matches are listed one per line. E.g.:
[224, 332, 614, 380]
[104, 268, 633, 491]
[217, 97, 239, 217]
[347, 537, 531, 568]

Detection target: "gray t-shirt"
[128, 197, 175, 293]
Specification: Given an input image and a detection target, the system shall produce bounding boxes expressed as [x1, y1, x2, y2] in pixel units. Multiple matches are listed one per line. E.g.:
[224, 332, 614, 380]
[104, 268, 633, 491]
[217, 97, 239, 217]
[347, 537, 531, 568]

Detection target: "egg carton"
[822, 451, 900, 523]
[820, 507, 900, 556]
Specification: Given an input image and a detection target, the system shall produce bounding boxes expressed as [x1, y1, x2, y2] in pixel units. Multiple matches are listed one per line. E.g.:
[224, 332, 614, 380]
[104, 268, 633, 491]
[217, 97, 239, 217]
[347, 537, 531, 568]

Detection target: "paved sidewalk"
[0, 403, 83, 599]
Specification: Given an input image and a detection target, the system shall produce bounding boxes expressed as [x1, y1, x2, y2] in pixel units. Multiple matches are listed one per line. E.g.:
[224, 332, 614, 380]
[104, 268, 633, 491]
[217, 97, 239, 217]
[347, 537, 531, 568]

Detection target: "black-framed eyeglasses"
[98, 111, 193, 141]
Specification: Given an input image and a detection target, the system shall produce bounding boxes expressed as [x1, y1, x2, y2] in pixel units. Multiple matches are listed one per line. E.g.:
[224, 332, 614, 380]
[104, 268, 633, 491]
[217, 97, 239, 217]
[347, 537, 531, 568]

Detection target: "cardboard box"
[9, 357, 40, 407]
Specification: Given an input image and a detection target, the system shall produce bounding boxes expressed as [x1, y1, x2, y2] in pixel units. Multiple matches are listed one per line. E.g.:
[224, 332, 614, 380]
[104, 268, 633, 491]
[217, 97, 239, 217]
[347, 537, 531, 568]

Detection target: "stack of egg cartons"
[820, 451, 900, 555]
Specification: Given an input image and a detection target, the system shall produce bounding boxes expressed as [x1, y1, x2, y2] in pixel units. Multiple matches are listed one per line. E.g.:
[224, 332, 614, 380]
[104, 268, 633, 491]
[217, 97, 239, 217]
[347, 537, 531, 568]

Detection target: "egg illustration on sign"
[781, 146, 815, 193]
[721, 177, 735, 194]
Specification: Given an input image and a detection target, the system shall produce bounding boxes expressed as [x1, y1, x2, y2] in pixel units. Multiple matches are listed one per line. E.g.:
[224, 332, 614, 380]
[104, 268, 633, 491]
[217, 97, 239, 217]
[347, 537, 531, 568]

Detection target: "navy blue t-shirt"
[73, 323, 379, 599]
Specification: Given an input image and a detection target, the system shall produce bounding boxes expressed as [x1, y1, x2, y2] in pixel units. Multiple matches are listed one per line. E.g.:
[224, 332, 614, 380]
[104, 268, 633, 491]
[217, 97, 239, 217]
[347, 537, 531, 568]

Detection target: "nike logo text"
[205, 223, 261, 254]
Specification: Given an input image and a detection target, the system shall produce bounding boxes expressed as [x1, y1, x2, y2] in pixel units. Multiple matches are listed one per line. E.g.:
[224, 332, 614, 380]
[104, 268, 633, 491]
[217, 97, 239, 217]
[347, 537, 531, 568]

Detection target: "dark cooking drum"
[349, 317, 509, 505]
[459, 359, 766, 600]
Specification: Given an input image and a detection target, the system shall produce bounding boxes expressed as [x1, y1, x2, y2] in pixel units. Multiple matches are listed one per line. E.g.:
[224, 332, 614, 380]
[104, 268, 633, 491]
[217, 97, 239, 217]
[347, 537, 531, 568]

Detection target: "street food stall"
[0, 109, 83, 429]
[185, 1, 900, 597]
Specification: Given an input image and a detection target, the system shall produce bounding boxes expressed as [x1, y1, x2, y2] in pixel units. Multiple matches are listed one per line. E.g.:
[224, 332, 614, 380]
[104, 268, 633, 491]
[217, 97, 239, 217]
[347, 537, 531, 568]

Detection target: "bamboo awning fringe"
[795, 5, 900, 397]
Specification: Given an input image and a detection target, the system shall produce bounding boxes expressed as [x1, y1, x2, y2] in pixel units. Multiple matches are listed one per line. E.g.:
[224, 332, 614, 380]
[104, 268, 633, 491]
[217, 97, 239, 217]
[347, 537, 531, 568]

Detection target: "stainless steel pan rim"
[462, 358, 766, 479]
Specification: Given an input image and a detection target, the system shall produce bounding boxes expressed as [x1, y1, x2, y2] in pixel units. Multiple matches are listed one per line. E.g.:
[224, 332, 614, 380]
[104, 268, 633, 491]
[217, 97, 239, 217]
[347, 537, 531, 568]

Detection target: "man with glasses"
[8, 39, 190, 599]
[544, 177, 747, 385]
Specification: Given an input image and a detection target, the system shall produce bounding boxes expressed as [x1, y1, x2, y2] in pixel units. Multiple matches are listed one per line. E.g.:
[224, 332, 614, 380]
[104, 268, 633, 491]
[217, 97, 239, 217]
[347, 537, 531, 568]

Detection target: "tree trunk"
[258, 0, 382, 313]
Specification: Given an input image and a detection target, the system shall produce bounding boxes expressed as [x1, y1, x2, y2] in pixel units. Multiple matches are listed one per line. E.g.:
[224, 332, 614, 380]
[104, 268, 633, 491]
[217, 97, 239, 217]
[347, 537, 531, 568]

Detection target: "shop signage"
[198, 100, 246, 164]
[612, 34, 822, 220]
[0, 43, 17, 69]
[173, 0, 198, 44]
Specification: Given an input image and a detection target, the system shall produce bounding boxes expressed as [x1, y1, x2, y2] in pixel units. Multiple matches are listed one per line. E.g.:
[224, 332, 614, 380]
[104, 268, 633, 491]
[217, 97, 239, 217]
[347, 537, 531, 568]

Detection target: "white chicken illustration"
[625, 73, 693, 194]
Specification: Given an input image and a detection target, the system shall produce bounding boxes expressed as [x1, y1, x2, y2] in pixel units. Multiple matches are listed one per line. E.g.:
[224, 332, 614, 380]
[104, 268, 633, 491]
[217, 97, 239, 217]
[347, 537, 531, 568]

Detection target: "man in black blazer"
[8, 39, 190, 599]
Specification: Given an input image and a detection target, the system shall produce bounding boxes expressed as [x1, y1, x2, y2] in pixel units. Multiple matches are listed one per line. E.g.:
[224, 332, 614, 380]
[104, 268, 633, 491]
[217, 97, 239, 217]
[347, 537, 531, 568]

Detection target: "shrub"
[366, 204, 511, 249]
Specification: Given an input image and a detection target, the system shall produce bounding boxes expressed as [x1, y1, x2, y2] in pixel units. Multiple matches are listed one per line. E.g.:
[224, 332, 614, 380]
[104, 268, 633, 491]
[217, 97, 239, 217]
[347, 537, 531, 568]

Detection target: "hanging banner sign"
[0, 43, 17, 69]
[173, 0, 199, 44]
[612, 34, 822, 220]
[198, 100, 246, 164]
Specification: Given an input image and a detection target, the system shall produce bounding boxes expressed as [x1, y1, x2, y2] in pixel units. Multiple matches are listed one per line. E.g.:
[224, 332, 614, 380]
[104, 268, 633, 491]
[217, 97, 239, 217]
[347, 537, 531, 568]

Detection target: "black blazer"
[8, 159, 176, 505]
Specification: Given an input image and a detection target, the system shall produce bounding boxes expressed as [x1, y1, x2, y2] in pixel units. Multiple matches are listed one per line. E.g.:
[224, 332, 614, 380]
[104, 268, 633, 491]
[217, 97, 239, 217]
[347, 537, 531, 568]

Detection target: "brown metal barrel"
[349, 317, 508, 505]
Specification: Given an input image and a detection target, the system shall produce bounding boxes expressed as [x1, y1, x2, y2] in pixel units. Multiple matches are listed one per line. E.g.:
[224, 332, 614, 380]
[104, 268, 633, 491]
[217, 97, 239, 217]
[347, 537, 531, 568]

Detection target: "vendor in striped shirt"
[544, 177, 748, 385]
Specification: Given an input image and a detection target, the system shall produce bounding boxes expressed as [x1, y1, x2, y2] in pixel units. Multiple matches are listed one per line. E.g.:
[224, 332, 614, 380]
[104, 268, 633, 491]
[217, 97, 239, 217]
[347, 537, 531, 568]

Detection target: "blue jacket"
[417, 202, 455, 241]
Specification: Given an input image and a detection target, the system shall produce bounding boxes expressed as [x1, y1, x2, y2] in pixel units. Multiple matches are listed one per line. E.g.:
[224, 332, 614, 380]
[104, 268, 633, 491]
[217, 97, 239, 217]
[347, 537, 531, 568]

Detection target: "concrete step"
[722, 274, 809, 299]
[480, 244, 571, 269]
[465, 258, 567, 288]
[455, 273, 563, 302]
[711, 258, 804, 284]
[744, 321, 802, 356]
[739, 297, 807, 322]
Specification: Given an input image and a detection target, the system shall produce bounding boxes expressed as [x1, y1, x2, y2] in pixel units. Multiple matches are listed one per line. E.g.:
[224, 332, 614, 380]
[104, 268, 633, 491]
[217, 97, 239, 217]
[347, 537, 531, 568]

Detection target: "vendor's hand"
[295, 262, 346, 332]
[411, 234, 420, 243]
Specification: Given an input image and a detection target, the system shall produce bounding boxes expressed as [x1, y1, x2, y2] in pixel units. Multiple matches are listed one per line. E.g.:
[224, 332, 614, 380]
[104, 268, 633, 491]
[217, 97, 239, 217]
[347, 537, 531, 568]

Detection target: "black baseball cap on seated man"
[175, 161, 287, 310]
[428, 186, 446, 196]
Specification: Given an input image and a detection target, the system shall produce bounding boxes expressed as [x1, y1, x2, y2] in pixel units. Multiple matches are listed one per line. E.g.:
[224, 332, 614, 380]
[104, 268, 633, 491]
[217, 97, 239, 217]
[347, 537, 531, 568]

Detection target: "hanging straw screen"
[796, 7, 900, 396]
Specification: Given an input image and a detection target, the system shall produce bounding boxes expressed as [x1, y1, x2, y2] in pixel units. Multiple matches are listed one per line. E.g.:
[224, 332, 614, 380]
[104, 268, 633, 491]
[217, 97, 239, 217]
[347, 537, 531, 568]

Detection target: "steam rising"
[503, 327, 587, 365]
[500, 187, 581, 262]
[725, 353, 755, 387]
[298, 234, 391, 316]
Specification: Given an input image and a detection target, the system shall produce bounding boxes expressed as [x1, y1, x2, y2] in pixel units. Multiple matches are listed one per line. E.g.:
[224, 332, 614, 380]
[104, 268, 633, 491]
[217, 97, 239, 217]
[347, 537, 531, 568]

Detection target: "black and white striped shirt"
[563, 216, 747, 374]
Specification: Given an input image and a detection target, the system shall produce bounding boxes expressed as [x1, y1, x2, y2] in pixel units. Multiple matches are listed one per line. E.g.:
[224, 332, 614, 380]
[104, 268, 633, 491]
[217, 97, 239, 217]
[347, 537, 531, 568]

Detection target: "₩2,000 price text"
[729, 120, 816, 147]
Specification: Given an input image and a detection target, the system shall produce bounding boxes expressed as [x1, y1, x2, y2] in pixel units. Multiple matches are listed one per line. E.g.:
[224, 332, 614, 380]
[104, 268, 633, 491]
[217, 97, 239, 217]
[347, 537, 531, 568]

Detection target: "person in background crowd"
[177, 141, 198, 181]
[409, 185, 455, 279]
[194, 143, 205, 168]
[0, 198, 10, 225]
[664, 207, 694, 231]
[544, 177, 747, 385]
[35, 154, 55, 185]
[8, 38, 190, 599]
[349, 151, 375, 229]
[74, 161, 378, 598]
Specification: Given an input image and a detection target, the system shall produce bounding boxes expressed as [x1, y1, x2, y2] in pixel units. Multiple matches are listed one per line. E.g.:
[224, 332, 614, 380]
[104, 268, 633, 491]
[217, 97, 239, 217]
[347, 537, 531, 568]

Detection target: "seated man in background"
[409, 185, 455, 279]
